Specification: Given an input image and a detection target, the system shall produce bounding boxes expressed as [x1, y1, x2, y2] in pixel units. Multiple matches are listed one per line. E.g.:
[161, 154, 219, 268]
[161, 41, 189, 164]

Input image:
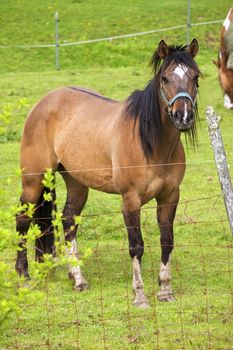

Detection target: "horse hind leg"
[16, 175, 44, 278]
[61, 171, 89, 291]
[34, 186, 56, 262]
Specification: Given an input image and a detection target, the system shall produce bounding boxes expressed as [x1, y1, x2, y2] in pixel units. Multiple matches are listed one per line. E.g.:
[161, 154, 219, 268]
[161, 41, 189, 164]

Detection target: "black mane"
[126, 44, 200, 157]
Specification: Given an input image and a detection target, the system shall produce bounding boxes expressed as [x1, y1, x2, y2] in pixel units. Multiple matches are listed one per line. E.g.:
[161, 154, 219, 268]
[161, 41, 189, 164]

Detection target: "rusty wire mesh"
[0, 156, 233, 349]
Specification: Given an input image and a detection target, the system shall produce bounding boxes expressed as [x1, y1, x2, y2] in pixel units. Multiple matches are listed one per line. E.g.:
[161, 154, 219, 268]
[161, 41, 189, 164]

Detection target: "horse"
[16, 38, 200, 308]
[214, 7, 233, 109]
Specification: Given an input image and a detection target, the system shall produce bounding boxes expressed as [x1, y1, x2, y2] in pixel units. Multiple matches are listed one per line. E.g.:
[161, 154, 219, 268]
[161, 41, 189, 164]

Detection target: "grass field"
[0, 0, 232, 72]
[0, 1, 233, 349]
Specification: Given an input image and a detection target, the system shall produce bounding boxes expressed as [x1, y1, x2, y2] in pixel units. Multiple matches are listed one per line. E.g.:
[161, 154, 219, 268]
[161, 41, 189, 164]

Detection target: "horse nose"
[174, 109, 193, 124]
[173, 109, 193, 125]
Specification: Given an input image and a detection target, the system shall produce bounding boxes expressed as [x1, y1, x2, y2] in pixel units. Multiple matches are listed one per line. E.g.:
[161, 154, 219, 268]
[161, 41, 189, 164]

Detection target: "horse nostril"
[173, 110, 194, 127]
[173, 109, 193, 126]
[173, 110, 184, 123]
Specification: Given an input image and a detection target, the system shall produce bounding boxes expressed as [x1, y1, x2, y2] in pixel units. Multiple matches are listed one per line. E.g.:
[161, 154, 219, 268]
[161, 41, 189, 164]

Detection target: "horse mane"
[126, 44, 200, 157]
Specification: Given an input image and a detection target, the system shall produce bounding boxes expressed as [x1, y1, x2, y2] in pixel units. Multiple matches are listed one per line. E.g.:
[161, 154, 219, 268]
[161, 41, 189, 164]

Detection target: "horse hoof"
[157, 292, 176, 302]
[16, 273, 31, 289]
[74, 282, 89, 292]
[24, 274, 30, 281]
[133, 298, 150, 308]
[17, 271, 30, 281]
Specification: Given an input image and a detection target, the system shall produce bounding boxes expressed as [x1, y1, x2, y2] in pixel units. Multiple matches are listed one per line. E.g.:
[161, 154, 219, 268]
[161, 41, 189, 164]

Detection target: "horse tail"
[34, 185, 57, 262]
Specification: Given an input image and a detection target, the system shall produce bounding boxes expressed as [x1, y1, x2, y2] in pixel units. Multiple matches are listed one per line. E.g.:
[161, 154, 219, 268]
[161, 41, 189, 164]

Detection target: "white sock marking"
[159, 260, 171, 282]
[157, 258, 174, 300]
[132, 256, 149, 306]
[68, 239, 85, 285]
[132, 256, 144, 290]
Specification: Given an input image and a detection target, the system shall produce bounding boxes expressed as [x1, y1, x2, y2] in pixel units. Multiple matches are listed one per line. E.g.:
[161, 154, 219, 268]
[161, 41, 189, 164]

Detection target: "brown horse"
[16, 39, 200, 308]
[214, 7, 233, 109]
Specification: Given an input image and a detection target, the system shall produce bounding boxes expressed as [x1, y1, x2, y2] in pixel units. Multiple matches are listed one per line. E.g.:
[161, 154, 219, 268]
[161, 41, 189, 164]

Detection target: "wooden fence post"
[206, 106, 233, 236]
[186, 0, 191, 44]
[55, 11, 60, 70]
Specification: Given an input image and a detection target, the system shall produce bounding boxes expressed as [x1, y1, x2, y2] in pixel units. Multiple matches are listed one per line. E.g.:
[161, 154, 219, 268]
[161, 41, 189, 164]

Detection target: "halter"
[160, 85, 197, 117]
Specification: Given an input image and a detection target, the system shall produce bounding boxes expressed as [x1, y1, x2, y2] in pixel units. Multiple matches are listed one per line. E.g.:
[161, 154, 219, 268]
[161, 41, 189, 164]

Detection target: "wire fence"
[0, 17, 223, 70]
[0, 153, 233, 349]
[0, 5, 232, 343]
[0, 19, 223, 49]
[1, 196, 233, 349]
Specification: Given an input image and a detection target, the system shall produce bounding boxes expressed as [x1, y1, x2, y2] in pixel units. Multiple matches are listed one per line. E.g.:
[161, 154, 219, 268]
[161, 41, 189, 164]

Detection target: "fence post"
[186, 0, 191, 44]
[55, 11, 60, 70]
[206, 106, 233, 236]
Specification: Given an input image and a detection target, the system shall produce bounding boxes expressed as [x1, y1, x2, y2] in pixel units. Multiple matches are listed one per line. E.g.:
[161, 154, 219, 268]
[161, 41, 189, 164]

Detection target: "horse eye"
[161, 76, 169, 84]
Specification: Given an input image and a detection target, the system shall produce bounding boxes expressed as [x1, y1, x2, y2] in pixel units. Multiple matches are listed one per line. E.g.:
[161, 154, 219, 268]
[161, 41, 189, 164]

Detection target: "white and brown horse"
[16, 39, 200, 307]
[214, 7, 233, 109]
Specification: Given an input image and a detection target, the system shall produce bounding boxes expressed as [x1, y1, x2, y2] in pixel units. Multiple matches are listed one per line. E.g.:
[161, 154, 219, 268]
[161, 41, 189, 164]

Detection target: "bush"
[0, 98, 29, 143]
[0, 169, 91, 324]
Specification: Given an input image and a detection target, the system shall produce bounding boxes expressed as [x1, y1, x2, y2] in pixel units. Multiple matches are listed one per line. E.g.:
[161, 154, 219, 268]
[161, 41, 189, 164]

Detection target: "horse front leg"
[122, 194, 149, 308]
[156, 189, 179, 302]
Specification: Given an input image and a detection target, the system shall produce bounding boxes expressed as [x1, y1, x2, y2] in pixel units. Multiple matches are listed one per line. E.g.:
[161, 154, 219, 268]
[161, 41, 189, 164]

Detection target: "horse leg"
[156, 190, 179, 302]
[16, 176, 43, 278]
[61, 172, 89, 291]
[34, 185, 56, 262]
[122, 193, 149, 308]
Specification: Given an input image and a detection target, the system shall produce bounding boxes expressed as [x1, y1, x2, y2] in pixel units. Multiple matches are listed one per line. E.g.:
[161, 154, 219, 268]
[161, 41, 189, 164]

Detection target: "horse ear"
[158, 40, 169, 59]
[188, 38, 199, 57]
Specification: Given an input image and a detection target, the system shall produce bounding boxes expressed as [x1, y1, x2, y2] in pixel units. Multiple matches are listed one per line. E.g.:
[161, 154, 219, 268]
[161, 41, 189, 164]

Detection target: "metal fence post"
[186, 0, 191, 44]
[55, 11, 60, 70]
[206, 106, 233, 236]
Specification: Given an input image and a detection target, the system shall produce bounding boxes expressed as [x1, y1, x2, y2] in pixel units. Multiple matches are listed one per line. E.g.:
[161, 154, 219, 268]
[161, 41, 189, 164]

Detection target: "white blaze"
[184, 102, 188, 122]
[174, 64, 188, 79]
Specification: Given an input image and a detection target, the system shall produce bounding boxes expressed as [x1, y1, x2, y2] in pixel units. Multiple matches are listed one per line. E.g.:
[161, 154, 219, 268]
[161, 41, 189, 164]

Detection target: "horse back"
[20, 87, 129, 192]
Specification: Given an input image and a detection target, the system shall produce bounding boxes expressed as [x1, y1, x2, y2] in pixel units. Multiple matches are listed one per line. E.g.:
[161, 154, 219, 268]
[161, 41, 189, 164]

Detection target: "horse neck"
[152, 105, 182, 163]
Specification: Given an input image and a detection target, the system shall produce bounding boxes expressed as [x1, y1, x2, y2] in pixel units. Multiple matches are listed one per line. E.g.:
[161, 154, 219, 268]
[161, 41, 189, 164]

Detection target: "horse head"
[214, 51, 233, 109]
[214, 7, 233, 109]
[157, 39, 199, 131]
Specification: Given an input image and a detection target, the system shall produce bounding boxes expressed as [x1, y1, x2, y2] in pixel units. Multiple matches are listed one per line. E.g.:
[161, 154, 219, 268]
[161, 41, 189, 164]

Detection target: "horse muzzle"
[171, 108, 195, 131]
[160, 88, 196, 131]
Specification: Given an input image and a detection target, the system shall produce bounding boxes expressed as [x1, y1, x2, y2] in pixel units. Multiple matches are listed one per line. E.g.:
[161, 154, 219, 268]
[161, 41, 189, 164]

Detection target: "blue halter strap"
[160, 88, 196, 112]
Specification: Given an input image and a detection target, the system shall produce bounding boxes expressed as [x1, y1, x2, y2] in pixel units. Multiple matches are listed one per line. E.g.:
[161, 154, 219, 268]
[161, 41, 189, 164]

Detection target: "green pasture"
[0, 0, 231, 72]
[0, 0, 233, 349]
